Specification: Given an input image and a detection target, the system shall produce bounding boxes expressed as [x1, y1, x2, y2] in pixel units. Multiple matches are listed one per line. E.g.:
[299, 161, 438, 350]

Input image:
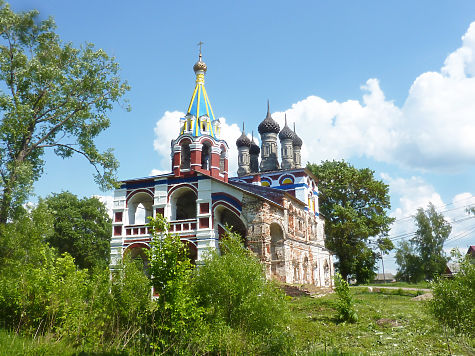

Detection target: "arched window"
[270, 223, 284, 261]
[125, 244, 150, 277]
[170, 188, 197, 220]
[201, 142, 211, 170]
[181, 142, 191, 169]
[128, 192, 153, 225]
[214, 205, 247, 244]
[324, 260, 330, 287]
[219, 146, 226, 174]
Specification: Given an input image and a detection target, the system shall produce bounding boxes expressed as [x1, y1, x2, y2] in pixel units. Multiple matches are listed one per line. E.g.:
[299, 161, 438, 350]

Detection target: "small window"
[181, 142, 191, 169]
[220, 147, 226, 173]
[201, 143, 211, 170]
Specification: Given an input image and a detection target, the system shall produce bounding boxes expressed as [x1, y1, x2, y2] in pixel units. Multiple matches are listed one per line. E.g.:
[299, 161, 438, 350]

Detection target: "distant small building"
[444, 246, 475, 277]
[372, 273, 396, 283]
[467, 245, 475, 259]
[444, 262, 461, 277]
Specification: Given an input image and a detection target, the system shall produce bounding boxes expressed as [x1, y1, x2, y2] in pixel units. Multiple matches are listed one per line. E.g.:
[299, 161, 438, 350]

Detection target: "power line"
[391, 198, 475, 224]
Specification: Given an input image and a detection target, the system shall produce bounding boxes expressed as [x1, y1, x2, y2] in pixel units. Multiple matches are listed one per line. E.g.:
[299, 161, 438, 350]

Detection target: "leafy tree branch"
[0, 2, 130, 223]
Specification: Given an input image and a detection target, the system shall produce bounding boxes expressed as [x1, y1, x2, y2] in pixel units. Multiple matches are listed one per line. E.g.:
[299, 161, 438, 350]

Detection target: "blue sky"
[11, 1, 475, 273]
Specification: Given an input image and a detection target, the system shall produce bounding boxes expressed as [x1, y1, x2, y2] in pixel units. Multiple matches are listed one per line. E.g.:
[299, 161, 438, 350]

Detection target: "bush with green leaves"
[146, 215, 203, 353]
[429, 253, 475, 337]
[0, 203, 152, 352]
[333, 273, 358, 323]
[192, 229, 293, 355]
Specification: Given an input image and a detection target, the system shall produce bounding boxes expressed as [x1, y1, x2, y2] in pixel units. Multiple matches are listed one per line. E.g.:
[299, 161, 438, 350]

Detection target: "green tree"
[43, 191, 112, 271]
[429, 250, 475, 338]
[395, 240, 424, 282]
[0, 2, 129, 223]
[414, 202, 452, 279]
[352, 244, 378, 284]
[396, 203, 451, 282]
[308, 160, 394, 283]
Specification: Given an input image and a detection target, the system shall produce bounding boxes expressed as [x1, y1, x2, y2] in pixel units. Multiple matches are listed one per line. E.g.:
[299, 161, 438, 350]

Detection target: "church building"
[110, 51, 334, 286]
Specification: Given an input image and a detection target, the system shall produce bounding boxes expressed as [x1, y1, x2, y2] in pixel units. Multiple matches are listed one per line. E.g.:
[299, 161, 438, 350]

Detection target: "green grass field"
[359, 281, 431, 289]
[290, 289, 474, 355]
[0, 329, 76, 356]
[1, 289, 473, 355]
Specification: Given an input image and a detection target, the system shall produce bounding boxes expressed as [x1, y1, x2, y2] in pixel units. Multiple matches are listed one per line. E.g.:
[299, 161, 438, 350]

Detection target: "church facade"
[110, 52, 334, 286]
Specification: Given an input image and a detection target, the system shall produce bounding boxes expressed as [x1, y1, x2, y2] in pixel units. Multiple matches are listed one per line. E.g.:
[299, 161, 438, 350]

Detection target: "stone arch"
[293, 258, 299, 282]
[313, 262, 320, 286]
[182, 239, 198, 265]
[324, 259, 330, 287]
[124, 243, 150, 276]
[169, 187, 197, 220]
[127, 191, 153, 225]
[303, 255, 309, 283]
[270, 223, 284, 261]
[270, 222, 285, 278]
[214, 204, 247, 243]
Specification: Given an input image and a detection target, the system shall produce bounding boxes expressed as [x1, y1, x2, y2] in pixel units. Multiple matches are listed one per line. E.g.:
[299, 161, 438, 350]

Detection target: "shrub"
[146, 215, 203, 353]
[429, 253, 475, 337]
[192, 229, 293, 354]
[0, 204, 153, 352]
[333, 273, 358, 323]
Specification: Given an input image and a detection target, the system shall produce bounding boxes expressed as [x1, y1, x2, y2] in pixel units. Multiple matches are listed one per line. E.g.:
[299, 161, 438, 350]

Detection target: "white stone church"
[110, 51, 334, 286]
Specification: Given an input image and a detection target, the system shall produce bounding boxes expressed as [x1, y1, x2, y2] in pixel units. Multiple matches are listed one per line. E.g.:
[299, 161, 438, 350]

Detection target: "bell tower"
[171, 46, 229, 182]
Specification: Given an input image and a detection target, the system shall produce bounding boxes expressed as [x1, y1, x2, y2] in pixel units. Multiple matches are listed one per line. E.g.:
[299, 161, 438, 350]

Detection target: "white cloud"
[272, 79, 401, 165]
[381, 173, 444, 243]
[152, 110, 182, 171]
[266, 22, 475, 171]
[149, 168, 170, 176]
[376, 174, 475, 272]
[381, 173, 444, 221]
[93, 195, 114, 218]
[152, 111, 242, 176]
[381, 173, 475, 250]
[151, 23, 475, 174]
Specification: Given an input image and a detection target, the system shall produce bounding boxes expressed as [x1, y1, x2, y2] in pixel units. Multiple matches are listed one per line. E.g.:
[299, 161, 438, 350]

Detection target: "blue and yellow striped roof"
[179, 54, 217, 138]
[187, 75, 215, 121]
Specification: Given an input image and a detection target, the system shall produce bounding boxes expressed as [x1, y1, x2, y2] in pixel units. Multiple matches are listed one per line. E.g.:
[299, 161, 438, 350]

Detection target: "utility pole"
[380, 247, 386, 284]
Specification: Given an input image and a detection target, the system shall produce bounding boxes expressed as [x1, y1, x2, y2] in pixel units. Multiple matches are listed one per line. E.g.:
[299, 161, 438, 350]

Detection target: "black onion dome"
[279, 123, 295, 140]
[293, 132, 302, 147]
[258, 102, 280, 134]
[236, 132, 251, 147]
[292, 123, 303, 147]
[250, 140, 260, 154]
